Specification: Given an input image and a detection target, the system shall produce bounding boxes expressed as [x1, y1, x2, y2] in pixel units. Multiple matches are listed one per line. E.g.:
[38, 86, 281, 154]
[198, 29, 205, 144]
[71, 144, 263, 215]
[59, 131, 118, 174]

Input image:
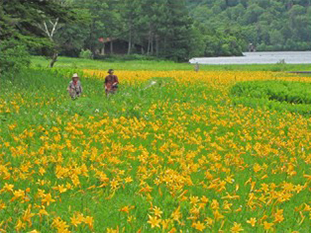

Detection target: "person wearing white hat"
[67, 73, 83, 99]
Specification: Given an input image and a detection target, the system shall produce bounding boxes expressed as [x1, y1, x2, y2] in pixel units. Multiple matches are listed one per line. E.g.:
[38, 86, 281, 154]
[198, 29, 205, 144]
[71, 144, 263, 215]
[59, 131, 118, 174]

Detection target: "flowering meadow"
[0, 69, 310, 232]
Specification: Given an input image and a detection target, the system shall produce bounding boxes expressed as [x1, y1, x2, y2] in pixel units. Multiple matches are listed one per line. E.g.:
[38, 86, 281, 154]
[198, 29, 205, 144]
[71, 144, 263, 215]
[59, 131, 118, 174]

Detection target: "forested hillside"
[1, 0, 310, 73]
[188, 0, 311, 52]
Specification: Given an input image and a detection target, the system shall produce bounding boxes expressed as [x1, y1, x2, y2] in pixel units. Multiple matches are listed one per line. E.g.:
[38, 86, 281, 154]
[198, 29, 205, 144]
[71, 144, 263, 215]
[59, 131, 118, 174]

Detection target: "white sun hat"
[72, 73, 79, 78]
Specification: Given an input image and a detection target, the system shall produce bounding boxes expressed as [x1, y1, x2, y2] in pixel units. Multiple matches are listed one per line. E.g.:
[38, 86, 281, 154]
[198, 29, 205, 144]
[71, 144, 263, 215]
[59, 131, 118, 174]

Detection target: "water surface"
[190, 51, 311, 64]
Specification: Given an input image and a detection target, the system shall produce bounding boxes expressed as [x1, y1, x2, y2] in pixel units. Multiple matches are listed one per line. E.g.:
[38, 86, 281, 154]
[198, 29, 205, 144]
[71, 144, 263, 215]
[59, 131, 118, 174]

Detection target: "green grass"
[230, 80, 311, 116]
[31, 56, 311, 71]
[1, 68, 310, 232]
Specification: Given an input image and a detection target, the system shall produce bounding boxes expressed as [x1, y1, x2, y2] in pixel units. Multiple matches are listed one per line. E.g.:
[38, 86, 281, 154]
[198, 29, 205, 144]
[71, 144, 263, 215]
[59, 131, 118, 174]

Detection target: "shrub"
[0, 39, 30, 79]
[230, 80, 311, 115]
[79, 49, 93, 59]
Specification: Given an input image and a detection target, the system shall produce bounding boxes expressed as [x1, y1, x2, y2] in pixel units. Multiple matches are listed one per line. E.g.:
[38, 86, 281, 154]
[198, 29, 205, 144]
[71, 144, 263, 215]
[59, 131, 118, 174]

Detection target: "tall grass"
[0, 68, 310, 232]
[31, 56, 311, 72]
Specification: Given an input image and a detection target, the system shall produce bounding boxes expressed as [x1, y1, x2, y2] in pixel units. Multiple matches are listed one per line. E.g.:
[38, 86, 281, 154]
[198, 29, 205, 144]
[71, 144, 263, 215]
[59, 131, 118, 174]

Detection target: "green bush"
[0, 39, 30, 79]
[230, 80, 311, 115]
[79, 49, 93, 59]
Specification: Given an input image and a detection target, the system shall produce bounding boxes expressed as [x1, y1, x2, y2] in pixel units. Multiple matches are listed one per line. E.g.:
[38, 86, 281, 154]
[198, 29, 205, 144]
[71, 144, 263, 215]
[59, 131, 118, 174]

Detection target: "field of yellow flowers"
[0, 68, 310, 232]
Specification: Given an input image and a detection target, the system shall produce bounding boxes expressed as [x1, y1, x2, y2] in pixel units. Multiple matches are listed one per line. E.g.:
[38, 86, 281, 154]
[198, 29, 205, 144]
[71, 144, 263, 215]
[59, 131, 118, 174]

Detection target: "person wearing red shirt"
[104, 69, 119, 96]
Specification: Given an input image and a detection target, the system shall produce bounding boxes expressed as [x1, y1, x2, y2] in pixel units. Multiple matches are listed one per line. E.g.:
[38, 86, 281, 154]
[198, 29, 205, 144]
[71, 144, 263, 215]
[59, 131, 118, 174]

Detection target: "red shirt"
[105, 75, 119, 91]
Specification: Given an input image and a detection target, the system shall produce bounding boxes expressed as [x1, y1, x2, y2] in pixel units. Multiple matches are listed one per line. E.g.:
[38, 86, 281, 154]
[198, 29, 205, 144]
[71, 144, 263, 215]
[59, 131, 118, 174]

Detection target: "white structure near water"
[190, 51, 311, 64]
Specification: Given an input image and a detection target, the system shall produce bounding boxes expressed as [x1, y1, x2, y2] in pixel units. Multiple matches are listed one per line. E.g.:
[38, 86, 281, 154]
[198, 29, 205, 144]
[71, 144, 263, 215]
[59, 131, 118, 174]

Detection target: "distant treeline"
[1, 0, 200, 65]
[188, 0, 311, 52]
[1, 0, 310, 74]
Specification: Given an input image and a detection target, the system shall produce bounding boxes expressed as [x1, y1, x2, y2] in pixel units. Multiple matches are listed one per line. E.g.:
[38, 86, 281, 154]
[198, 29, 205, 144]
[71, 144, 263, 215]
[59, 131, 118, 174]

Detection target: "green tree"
[189, 0, 311, 52]
[55, 8, 92, 57]
[163, 0, 193, 61]
[1, 0, 74, 72]
[74, 0, 108, 54]
[120, 0, 143, 54]
[0, 40, 30, 80]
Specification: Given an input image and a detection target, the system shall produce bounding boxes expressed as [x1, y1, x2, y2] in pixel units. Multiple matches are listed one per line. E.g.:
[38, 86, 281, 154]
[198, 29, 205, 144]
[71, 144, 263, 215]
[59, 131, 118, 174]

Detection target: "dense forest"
[1, 0, 310, 73]
[188, 0, 311, 53]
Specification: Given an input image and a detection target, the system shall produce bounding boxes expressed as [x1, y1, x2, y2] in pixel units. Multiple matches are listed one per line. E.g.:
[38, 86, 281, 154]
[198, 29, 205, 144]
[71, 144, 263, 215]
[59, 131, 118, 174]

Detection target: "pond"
[190, 51, 311, 64]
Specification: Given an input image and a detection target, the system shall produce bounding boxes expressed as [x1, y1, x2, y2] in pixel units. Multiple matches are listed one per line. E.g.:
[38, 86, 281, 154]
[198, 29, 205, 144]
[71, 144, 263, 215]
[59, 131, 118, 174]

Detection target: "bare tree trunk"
[128, 34, 132, 55]
[89, 20, 95, 53]
[151, 36, 154, 55]
[49, 53, 58, 68]
[38, 18, 61, 68]
[110, 41, 114, 54]
[155, 35, 159, 57]
[147, 36, 151, 55]
[128, 20, 132, 55]
[147, 25, 153, 55]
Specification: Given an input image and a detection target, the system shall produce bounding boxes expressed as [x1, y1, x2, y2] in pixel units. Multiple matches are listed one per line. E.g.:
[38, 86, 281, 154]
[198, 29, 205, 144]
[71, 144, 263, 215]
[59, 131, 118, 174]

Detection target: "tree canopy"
[1, 0, 310, 73]
[188, 0, 311, 51]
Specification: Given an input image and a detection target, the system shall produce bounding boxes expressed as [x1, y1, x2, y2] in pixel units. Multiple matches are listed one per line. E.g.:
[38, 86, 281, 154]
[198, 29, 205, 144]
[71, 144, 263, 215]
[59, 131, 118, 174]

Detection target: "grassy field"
[31, 56, 311, 72]
[0, 64, 311, 232]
